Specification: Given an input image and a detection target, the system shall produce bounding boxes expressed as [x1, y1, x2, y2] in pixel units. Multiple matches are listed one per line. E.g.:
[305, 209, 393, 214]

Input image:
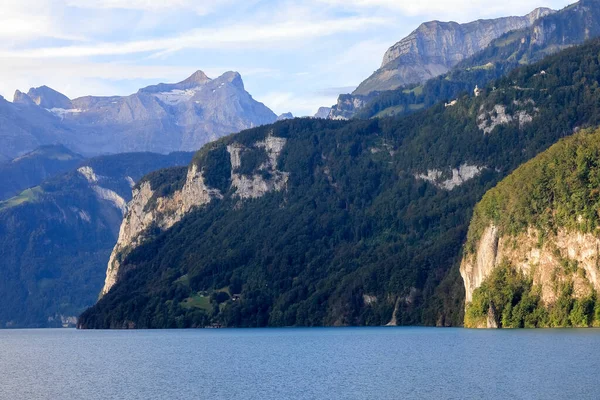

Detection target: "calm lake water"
[1, 327, 599, 399]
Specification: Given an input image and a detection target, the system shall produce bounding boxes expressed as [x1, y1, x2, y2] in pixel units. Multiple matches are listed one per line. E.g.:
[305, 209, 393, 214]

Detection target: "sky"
[0, 0, 575, 116]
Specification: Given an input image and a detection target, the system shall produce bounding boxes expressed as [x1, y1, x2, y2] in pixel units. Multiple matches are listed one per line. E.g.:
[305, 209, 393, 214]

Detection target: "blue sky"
[0, 0, 574, 116]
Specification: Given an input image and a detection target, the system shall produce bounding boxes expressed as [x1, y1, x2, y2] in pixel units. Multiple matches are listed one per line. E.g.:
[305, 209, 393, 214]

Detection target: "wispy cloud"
[66, 0, 235, 15]
[316, 0, 569, 20]
[0, 16, 389, 58]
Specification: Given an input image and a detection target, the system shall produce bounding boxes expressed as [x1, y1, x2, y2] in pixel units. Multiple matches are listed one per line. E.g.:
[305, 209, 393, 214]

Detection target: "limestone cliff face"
[355, 8, 554, 96]
[461, 224, 600, 308]
[328, 7, 553, 120]
[100, 134, 288, 296]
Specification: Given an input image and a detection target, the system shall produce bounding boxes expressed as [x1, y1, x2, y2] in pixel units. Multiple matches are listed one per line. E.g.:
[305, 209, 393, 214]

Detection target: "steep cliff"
[354, 7, 553, 96]
[100, 133, 289, 297]
[461, 130, 600, 328]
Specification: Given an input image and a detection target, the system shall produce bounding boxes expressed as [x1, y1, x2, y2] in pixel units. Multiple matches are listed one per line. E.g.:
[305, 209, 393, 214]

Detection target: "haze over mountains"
[2, 71, 276, 160]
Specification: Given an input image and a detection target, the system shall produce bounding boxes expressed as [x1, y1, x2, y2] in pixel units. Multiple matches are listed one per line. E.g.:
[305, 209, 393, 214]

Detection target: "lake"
[1, 327, 599, 399]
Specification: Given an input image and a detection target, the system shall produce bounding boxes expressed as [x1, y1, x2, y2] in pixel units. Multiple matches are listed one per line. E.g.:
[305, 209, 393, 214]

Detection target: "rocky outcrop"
[100, 134, 289, 296]
[355, 8, 554, 96]
[477, 100, 539, 134]
[78, 166, 128, 214]
[227, 135, 289, 199]
[415, 164, 484, 190]
[461, 225, 600, 307]
[100, 165, 221, 296]
[328, 93, 379, 120]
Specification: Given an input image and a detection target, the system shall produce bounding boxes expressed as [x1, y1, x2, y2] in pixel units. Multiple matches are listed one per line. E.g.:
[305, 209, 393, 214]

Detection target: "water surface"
[1, 327, 599, 399]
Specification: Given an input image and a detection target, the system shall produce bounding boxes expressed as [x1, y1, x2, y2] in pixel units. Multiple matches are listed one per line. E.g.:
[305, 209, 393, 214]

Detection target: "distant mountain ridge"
[330, 0, 600, 120]
[0, 145, 85, 201]
[354, 7, 554, 96]
[4, 71, 277, 160]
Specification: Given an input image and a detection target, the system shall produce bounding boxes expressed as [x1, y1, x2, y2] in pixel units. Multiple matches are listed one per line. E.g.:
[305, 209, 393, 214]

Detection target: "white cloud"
[317, 0, 571, 21]
[66, 0, 235, 15]
[0, 16, 389, 58]
[0, 0, 85, 41]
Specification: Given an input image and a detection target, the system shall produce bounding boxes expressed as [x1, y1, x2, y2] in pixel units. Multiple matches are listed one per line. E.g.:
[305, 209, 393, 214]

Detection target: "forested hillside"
[463, 129, 600, 328]
[80, 38, 600, 329]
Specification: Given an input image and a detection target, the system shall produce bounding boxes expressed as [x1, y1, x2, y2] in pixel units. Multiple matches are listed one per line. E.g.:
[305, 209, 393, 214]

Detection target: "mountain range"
[2, 71, 276, 160]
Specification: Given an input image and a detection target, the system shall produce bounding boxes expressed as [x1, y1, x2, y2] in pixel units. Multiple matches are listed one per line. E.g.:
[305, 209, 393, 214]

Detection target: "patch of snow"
[153, 87, 200, 105]
[47, 108, 83, 118]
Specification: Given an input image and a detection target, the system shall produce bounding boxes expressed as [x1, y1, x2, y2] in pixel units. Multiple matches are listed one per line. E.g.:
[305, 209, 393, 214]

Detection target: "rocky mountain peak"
[217, 71, 244, 89]
[527, 7, 555, 22]
[24, 86, 72, 109]
[181, 70, 211, 86]
[277, 112, 294, 121]
[13, 90, 35, 106]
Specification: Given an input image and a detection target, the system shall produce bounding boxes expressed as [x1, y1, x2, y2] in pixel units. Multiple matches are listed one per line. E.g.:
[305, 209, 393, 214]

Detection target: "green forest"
[79, 38, 600, 329]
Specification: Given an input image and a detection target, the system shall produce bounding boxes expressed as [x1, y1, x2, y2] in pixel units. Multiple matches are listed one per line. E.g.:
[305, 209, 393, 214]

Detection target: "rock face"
[3, 71, 277, 160]
[101, 133, 289, 297]
[415, 164, 484, 190]
[327, 7, 554, 120]
[355, 8, 554, 96]
[460, 128, 600, 327]
[461, 225, 600, 306]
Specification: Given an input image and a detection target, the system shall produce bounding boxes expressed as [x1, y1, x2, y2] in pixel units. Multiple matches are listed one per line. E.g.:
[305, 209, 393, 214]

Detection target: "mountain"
[354, 7, 554, 96]
[0, 145, 85, 201]
[0, 95, 75, 163]
[461, 129, 600, 328]
[314, 107, 332, 119]
[330, 0, 600, 120]
[3, 71, 277, 160]
[0, 151, 193, 328]
[79, 38, 600, 329]
[277, 112, 294, 121]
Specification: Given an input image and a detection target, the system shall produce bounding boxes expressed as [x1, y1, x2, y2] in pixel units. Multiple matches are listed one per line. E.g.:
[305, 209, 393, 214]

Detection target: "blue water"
[1, 327, 599, 399]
